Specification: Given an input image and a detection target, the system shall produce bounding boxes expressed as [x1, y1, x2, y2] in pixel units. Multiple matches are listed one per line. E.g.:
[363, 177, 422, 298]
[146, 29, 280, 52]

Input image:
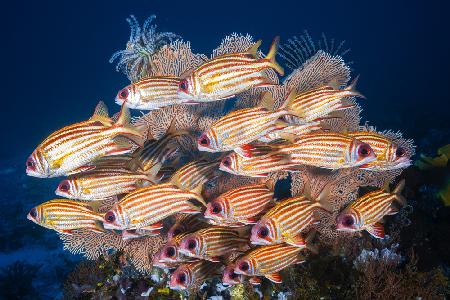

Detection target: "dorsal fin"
[247, 40, 262, 58]
[258, 92, 275, 111]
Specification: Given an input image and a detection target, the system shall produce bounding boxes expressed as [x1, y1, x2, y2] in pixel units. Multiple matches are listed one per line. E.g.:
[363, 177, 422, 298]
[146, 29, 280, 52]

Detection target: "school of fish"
[25, 28, 413, 292]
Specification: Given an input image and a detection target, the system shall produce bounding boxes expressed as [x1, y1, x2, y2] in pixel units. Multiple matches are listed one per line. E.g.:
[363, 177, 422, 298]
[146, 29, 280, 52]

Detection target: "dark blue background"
[5, 0, 450, 161]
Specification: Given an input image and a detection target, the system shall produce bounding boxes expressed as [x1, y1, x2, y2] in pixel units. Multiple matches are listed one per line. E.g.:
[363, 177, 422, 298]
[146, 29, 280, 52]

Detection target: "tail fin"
[90, 101, 111, 125]
[345, 75, 365, 99]
[115, 104, 145, 146]
[393, 179, 407, 206]
[266, 36, 284, 76]
[247, 40, 262, 58]
[304, 230, 319, 254]
[188, 182, 207, 207]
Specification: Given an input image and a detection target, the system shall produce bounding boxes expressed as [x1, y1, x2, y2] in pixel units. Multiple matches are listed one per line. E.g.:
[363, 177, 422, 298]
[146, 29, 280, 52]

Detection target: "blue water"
[2, 0, 450, 298]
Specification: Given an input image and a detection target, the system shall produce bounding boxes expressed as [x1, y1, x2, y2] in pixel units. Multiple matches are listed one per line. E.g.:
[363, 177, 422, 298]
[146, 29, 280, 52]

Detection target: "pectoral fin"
[365, 222, 385, 239]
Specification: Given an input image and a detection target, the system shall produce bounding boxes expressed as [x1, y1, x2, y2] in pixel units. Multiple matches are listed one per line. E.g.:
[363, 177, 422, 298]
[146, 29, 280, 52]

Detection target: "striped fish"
[102, 182, 206, 230]
[170, 159, 220, 191]
[250, 194, 329, 247]
[204, 181, 276, 226]
[55, 166, 160, 201]
[169, 260, 221, 290]
[26, 199, 104, 234]
[178, 226, 249, 262]
[25, 102, 144, 178]
[336, 180, 406, 239]
[178, 38, 284, 102]
[219, 148, 295, 178]
[234, 244, 305, 284]
[115, 76, 190, 110]
[131, 120, 187, 172]
[276, 132, 377, 169]
[258, 121, 322, 143]
[168, 214, 209, 241]
[197, 93, 300, 152]
[285, 76, 364, 122]
[348, 131, 411, 170]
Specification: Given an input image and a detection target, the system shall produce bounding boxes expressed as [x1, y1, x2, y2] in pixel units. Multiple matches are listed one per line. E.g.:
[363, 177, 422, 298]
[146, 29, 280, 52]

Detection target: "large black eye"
[118, 88, 128, 99]
[211, 202, 222, 214]
[26, 157, 35, 169]
[396, 147, 406, 157]
[198, 134, 210, 146]
[222, 157, 231, 167]
[105, 211, 115, 223]
[343, 215, 354, 226]
[165, 246, 176, 257]
[29, 208, 37, 218]
[239, 262, 249, 271]
[177, 273, 186, 283]
[187, 239, 197, 250]
[179, 79, 188, 92]
[358, 143, 371, 157]
[59, 180, 70, 192]
[258, 226, 269, 238]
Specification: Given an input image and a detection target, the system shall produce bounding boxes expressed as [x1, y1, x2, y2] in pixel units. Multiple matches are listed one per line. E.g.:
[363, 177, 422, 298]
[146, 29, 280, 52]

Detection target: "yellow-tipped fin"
[393, 179, 407, 206]
[281, 89, 306, 119]
[90, 101, 111, 125]
[247, 40, 262, 58]
[115, 104, 145, 146]
[265, 36, 284, 76]
[258, 92, 275, 111]
[345, 75, 366, 99]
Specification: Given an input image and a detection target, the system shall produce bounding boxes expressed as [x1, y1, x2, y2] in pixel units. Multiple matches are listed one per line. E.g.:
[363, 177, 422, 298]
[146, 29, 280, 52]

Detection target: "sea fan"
[109, 15, 180, 82]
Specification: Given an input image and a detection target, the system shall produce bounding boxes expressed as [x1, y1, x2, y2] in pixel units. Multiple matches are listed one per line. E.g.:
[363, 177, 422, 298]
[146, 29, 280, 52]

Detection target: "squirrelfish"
[26, 102, 144, 178]
[115, 76, 189, 110]
[336, 180, 406, 239]
[178, 38, 284, 102]
[55, 166, 160, 201]
[197, 93, 299, 152]
[27, 199, 104, 234]
[170, 159, 220, 191]
[234, 244, 305, 284]
[285, 76, 364, 122]
[219, 145, 295, 177]
[222, 264, 244, 286]
[204, 181, 276, 226]
[250, 192, 328, 247]
[169, 260, 221, 290]
[276, 132, 377, 169]
[102, 183, 206, 230]
[348, 131, 411, 170]
[178, 226, 249, 262]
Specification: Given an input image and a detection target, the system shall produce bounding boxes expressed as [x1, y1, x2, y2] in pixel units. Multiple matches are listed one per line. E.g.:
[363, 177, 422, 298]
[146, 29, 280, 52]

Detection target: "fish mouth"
[26, 169, 47, 178]
[197, 144, 216, 152]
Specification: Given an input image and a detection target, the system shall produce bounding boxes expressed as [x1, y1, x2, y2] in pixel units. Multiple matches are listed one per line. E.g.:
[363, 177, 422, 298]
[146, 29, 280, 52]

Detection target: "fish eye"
[26, 158, 35, 169]
[179, 79, 188, 92]
[396, 147, 406, 157]
[358, 143, 371, 157]
[258, 226, 269, 238]
[59, 180, 70, 192]
[198, 134, 210, 147]
[222, 157, 231, 167]
[343, 215, 354, 226]
[239, 261, 249, 271]
[104, 211, 115, 223]
[210, 202, 222, 214]
[165, 246, 176, 257]
[177, 273, 186, 283]
[29, 208, 37, 218]
[118, 88, 129, 99]
[187, 239, 197, 250]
